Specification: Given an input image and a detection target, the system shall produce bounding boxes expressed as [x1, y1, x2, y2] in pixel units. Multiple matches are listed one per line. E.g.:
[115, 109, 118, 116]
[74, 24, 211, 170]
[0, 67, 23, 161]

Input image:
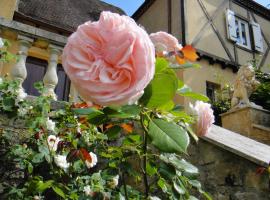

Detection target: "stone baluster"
[11, 35, 33, 89]
[43, 45, 61, 100]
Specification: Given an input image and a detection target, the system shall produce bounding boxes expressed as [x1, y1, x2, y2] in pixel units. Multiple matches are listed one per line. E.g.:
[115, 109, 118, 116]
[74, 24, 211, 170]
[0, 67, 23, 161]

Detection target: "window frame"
[234, 16, 252, 50]
[206, 81, 221, 102]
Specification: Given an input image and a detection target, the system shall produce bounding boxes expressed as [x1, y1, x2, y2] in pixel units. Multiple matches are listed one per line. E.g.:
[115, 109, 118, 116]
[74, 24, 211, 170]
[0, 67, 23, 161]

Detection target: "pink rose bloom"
[62, 11, 155, 106]
[149, 31, 182, 54]
[190, 101, 215, 136]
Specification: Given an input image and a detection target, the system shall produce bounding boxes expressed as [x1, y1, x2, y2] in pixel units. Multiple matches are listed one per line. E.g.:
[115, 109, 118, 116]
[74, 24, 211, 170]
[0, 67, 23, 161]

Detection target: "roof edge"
[132, 0, 270, 21]
[132, 0, 156, 20]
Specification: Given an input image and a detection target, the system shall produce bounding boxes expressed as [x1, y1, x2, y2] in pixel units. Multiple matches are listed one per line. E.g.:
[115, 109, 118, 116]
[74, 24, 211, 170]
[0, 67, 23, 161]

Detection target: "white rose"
[83, 185, 95, 197]
[16, 88, 27, 102]
[149, 196, 161, 200]
[54, 155, 70, 170]
[47, 135, 60, 152]
[0, 38, 4, 48]
[85, 152, 97, 169]
[18, 107, 28, 116]
[46, 117, 55, 132]
[110, 175, 119, 188]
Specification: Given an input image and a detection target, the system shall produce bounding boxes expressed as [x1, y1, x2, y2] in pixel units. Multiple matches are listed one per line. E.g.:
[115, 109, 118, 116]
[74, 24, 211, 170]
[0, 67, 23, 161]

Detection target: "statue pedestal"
[221, 106, 270, 145]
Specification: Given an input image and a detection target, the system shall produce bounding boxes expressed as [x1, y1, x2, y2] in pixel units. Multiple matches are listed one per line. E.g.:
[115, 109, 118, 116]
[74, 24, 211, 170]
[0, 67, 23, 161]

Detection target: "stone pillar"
[11, 35, 33, 90]
[43, 45, 61, 100]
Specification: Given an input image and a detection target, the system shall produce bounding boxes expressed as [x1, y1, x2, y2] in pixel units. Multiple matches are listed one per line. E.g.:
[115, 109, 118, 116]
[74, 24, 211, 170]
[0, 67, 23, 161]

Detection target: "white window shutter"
[225, 9, 237, 42]
[251, 21, 264, 53]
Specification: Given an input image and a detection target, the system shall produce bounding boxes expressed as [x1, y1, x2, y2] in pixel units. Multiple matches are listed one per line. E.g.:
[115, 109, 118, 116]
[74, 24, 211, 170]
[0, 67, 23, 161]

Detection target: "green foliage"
[250, 70, 270, 110]
[0, 56, 211, 200]
[0, 38, 17, 63]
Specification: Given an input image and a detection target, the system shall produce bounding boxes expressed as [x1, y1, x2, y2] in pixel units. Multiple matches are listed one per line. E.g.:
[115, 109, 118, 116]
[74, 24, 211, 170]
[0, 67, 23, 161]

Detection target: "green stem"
[140, 112, 149, 198]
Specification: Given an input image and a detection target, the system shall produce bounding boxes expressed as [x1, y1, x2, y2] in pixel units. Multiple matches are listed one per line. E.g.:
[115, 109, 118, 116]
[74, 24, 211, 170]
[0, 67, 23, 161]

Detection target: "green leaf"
[177, 85, 209, 102]
[158, 178, 168, 193]
[27, 162, 33, 174]
[189, 180, 201, 189]
[189, 196, 199, 200]
[155, 57, 169, 73]
[105, 125, 122, 140]
[140, 69, 178, 108]
[87, 110, 108, 125]
[37, 180, 54, 192]
[120, 105, 141, 116]
[158, 100, 175, 111]
[103, 107, 137, 118]
[173, 179, 185, 194]
[3, 96, 15, 111]
[149, 119, 190, 153]
[160, 154, 199, 175]
[171, 62, 201, 69]
[73, 107, 103, 116]
[52, 185, 66, 198]
[178, 91, 209, 102]
[146, 162, 157, 176]
[32, 153, 44, 164]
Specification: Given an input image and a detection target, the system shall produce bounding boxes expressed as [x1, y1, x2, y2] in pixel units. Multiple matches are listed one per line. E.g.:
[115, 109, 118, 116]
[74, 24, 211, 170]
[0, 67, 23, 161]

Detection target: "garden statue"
[231, 64, 260, 109]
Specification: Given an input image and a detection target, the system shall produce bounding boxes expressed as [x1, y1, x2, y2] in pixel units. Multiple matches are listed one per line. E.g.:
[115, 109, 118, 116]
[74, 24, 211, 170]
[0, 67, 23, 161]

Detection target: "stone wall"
[188, 140, 270, 200]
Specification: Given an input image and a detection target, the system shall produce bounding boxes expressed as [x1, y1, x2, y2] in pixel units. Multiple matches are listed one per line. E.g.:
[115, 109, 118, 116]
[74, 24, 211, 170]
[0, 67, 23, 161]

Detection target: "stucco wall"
[185, 0, 270, 71]
[136, 0, 168, 34]
[0, 0, 17, 20]
[179, 59, 236, 106]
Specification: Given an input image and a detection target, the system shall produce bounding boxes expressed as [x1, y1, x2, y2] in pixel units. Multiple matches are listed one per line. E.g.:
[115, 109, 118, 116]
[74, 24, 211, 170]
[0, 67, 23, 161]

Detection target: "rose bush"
[62, 11, 155, 106]
[0, 12, 214, 200]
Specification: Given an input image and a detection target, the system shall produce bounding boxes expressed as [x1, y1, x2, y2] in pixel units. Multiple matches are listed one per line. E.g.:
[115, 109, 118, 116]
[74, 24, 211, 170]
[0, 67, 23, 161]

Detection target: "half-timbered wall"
[185, 0, 270, 72]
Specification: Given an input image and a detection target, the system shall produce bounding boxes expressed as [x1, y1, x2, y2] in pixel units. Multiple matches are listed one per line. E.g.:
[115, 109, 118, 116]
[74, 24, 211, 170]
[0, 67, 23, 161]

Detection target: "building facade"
[0, 0, 124, 101]
[133, 0, 270, 105]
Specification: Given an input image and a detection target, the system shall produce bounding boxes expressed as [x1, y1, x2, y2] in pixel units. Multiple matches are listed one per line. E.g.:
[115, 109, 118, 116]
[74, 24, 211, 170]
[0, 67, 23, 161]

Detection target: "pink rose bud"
[150, 31, 182, 54]
[62, 11, 155, 106]
[190, 101, 215, 136]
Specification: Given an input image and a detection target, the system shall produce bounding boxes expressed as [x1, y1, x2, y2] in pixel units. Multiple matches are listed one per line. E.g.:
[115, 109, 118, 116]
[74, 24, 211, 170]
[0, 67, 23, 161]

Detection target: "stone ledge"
[202, 125, 270, 167]
[220, 105, 270, 116]
[0, 17, 67, 46]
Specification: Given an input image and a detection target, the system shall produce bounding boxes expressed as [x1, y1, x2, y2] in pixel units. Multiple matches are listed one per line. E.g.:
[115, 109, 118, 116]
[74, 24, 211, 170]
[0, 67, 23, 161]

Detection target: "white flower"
[16, 88, 27, 102]
[47, 135, 60, 152]
[54, 155, 70, 170]
[85, 152, 98, 168]
[46, 118, 55, 132]
[18, 107, 28, 116]
[83, 185, 95, 197]
[33, 195, 41, 200]
[110, 175, 119, 188]
[189, 101, 215, 136]
[0, 38, 4, 48]
[149, 196, 161, 200]
[0, 78, 3, 85]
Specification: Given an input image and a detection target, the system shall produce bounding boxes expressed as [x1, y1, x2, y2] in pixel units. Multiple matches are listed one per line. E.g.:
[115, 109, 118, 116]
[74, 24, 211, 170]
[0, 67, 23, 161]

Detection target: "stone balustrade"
[7, 35, 63, 100]
[42, 45, 62, 100]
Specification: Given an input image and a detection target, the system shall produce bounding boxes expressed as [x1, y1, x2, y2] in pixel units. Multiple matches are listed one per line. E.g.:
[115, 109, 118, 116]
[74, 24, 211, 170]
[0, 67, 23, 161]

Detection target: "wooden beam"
[197, 0, 235, 62]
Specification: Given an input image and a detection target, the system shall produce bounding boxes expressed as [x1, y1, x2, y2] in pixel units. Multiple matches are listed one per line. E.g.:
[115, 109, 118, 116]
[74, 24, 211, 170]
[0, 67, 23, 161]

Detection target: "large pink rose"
[62, 11, 155, 106]
[190, 101, 215, 136]
[149, 31, 182, 54]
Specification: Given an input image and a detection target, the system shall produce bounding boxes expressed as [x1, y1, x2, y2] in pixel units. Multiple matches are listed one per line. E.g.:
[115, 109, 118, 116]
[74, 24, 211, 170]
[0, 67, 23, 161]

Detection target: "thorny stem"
[121, 172, 129, 200]
[140, 111, 149, 198]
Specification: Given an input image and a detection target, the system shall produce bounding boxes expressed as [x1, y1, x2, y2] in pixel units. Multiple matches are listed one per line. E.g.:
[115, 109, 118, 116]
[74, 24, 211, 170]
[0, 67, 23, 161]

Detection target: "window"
[235, 18, 251, 49]
[225, 9, 264, 52]
[206, 82, 220, 102]
[23, 57, 70, 101]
